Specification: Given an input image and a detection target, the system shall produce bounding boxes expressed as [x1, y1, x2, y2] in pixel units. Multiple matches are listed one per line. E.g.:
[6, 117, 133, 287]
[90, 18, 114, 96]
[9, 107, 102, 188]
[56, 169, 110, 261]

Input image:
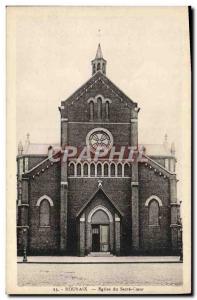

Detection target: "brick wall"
[138, 163, 171, 254]
[28, 164, 61, 255]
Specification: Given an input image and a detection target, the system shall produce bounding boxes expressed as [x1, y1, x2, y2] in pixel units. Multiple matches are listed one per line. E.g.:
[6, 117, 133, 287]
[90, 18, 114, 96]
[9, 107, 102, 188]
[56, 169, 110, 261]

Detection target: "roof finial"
[18, 141, 23, 155]
[163, 133, 169, 150]
[26, 133, 30, 145]
[171, 142, 175, 156]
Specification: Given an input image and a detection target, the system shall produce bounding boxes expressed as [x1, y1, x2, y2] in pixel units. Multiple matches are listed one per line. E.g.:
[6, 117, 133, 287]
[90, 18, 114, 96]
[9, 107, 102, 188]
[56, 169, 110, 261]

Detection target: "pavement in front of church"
[17, 255, 181, 263]
[17, 257, 183, 287]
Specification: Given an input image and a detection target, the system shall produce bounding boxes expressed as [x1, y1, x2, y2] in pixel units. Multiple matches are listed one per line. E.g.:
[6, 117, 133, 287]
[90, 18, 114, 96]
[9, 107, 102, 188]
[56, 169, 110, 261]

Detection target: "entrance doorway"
[92, 224, 109, 252]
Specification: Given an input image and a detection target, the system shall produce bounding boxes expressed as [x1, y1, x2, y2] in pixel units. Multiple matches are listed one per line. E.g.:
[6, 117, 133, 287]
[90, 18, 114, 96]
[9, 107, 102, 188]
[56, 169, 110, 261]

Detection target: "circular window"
[86, 128, 113, 154]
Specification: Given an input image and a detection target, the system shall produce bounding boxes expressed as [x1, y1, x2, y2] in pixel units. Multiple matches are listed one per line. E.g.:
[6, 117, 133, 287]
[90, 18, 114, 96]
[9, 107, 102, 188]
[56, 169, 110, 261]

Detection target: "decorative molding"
[17, 225, 29, 229]
[145, 195, 163, 207]
[61, 118, 68, 122]
[68, 122, 131, 125]
[170, 224, 181, 228]
[131, 182, 139, 186]
[130, 118, 138, 123]
[61, 181, 68, 187]
[20, 203, 29, 207]
[36, 195, 54, 207]
[171, 202, 180, 206]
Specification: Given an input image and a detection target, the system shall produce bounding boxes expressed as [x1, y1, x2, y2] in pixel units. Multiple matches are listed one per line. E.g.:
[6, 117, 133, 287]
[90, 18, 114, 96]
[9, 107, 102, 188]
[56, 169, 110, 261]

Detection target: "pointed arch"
[87, 205, 113, 223]
[110, 162, 116, 177]
[83, 162, 88, 177]
[36, 195, 54, 207]
[145, 195, 163, 207]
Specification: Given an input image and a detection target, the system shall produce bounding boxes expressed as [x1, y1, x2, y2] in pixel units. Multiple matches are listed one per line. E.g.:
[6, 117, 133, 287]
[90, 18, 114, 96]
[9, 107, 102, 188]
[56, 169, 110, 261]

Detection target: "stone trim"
[61, 181, 68, 187]
[61, 118, 68, 122]
[17, 225, 29, 229]
[19, 203, 29, 207]
[145, 195, 163, 207]
[131, 182, 139, 186]
[36, 195, 54, 207]
[170, 224, 181, 228]
[87, 205, 113, 223]
[171, 202, 180, 206]
[130, 118, 138, 123]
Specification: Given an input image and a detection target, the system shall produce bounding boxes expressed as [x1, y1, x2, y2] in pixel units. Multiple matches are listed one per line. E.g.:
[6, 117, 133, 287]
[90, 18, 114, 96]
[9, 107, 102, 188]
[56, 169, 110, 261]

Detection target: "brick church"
[17, 45, 182, 256]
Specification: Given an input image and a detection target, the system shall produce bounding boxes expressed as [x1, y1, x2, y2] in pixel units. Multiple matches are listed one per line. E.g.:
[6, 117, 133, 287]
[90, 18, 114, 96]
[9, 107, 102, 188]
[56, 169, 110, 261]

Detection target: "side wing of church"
[17, 45, 182, 256]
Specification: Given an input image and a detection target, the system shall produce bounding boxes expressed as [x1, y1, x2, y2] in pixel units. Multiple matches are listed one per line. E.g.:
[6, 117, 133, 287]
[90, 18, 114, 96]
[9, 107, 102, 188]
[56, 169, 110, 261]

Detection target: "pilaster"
[170, 176, 180, 252]
[60, 177, 68, 253]
[131, 161, 140, 251]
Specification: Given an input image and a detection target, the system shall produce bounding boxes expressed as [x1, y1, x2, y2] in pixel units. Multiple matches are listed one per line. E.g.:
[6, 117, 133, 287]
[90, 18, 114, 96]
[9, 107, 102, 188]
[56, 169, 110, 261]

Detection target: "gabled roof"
[76, 187, 124, 218]
[63, 71, 137, 108]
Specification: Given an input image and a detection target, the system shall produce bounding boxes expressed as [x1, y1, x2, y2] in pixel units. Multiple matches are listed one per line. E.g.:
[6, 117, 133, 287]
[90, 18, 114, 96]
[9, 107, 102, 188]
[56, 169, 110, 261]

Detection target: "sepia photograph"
[6, 6, 191, 295]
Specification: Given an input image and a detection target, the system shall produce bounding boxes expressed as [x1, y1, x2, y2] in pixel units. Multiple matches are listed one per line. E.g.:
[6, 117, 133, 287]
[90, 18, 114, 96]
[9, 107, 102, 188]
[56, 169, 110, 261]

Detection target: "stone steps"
[88, 252, 113, 257]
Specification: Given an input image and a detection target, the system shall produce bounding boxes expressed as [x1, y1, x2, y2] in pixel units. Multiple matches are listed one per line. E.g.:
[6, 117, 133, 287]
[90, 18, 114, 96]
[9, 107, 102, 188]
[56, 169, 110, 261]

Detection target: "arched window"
[89, 101, 94, 121]
[40, 200, 50, 226]
[77, 163, 81, 176]
[90, 163, 95, 177]
[104, 164, 108, 177]
[93, 64, 96, 74]
[97, 63, 101, 71]
[124, 163, 130, 177]
[69, 163, 75, 176]
[111, 163, 115, 177]
[102, 63, 105, 73]
[97, 163, 102, 176]
[148, 200, 159, 226]
[97, 97, 102, 120]
[83, 163, 88, 177]
[105, 101, 110, 120]
[117, 163, 122, 177]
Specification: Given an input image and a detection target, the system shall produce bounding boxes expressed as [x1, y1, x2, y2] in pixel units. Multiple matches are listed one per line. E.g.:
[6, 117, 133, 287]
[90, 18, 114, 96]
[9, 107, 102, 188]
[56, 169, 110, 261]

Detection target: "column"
[20, 177, 29, 253]
[115, 215, 120, 255]
[130, 106, 139, 147]
[61, 118, 68, 148]
[131, 162, 140, 251]
[60, 152, 68, 253]
[170, 176, 180, 253]
[79, 214, 85, 256]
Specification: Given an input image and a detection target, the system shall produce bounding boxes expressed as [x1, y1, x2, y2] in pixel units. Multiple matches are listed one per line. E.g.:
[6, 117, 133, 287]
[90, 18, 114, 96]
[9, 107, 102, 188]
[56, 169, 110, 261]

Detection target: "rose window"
[86, 128, 113, 153]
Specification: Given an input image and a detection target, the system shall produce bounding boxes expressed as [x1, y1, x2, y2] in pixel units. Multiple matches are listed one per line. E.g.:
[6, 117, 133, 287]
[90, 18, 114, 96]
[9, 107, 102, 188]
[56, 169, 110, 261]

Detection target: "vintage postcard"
[6, 6, 191, 295]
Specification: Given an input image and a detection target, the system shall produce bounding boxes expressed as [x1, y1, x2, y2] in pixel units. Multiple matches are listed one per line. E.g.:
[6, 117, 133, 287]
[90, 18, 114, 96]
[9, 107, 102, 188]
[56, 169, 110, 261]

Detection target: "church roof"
[22, 143, 60, 156]
[76, 187, 124, 218]
[142, 144, 172, 157]
[62, 70, 137, 108]
[20, 142, 172, 157]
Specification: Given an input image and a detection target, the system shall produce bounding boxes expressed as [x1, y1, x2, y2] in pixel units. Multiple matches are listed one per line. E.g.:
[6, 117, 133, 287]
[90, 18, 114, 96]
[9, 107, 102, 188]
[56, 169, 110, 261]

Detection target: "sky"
[8, 6, 190, 199]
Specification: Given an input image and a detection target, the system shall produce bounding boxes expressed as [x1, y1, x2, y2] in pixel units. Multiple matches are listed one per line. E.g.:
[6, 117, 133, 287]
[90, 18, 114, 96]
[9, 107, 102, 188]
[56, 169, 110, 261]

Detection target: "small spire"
[24, 133, 30, 154]
[171, 142, 175, 156]
[91, 44, 107, 76]
[95, 43, 103, 59]
[163, 133, 169, 150]
[18, 141, 23, 155]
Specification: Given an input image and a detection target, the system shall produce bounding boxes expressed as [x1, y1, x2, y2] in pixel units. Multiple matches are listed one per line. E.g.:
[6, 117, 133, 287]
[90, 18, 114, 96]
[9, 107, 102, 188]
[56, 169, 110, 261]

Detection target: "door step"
[88, 252, 113, 257]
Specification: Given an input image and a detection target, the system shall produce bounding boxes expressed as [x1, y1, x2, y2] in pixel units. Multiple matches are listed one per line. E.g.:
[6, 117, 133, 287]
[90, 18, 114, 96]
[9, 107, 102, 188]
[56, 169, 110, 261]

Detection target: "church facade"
[17, 45, 182, 256]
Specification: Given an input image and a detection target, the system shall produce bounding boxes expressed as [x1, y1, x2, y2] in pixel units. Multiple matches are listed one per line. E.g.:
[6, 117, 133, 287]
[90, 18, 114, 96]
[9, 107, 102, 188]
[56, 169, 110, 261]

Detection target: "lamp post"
[23, 245, 27, 262]
[22, 228, 28, 262]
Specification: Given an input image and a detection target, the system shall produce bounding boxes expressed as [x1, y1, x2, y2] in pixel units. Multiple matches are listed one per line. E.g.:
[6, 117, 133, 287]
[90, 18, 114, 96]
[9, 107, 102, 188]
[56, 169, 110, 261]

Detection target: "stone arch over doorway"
[77, 188, 122, 256]
[87, 206, 113, 253]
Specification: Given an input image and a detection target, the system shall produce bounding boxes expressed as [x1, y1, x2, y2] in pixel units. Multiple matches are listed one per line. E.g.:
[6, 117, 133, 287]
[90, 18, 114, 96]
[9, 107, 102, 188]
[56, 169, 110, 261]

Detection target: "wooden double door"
[92, 224, 109, 252]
